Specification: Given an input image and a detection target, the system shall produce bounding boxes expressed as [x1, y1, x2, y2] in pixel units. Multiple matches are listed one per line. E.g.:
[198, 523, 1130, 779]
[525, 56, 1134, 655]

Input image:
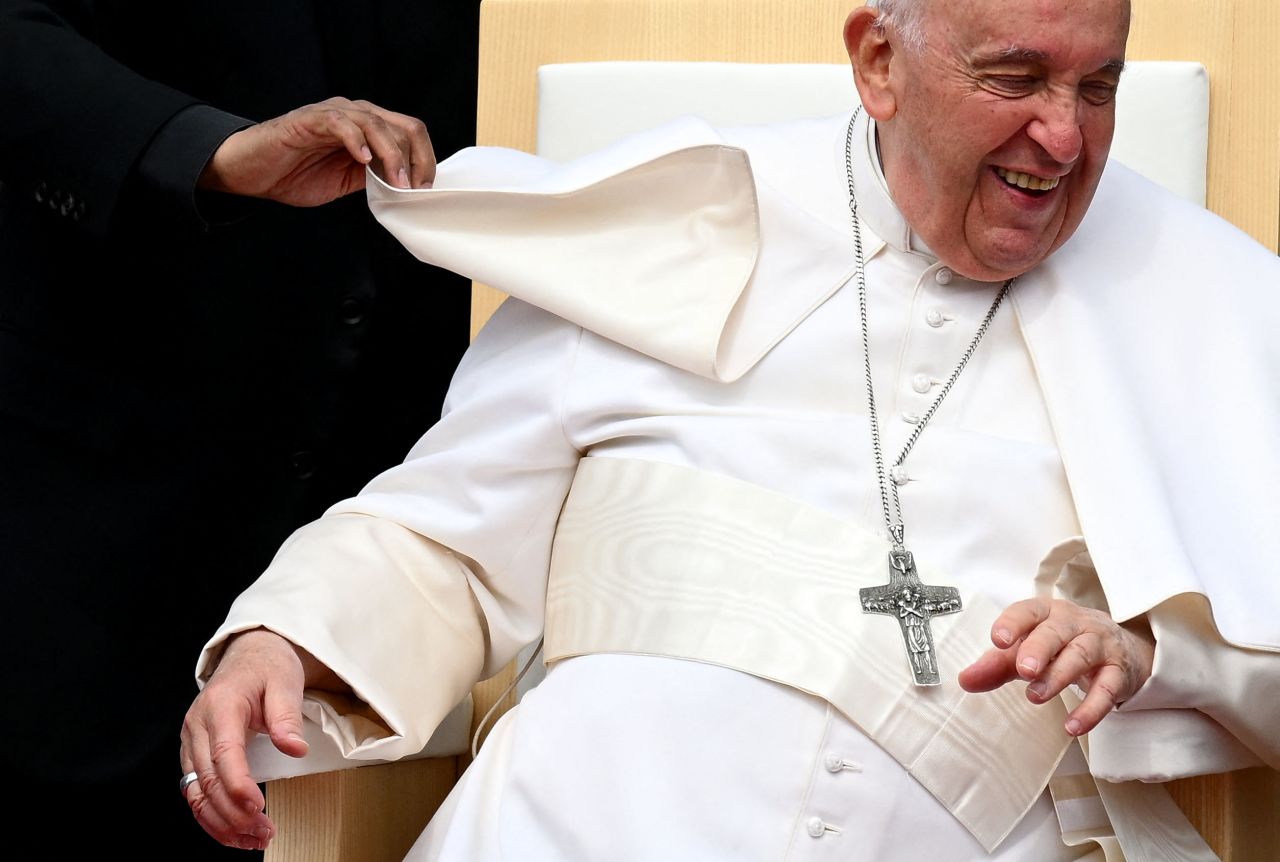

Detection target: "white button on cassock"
[891, 466, 909, 486]
[925, 308, 945, 328]
[935, 267, 954, 285]
[911, 373, 932, 394]
[823, 753, 844, 773]
[901, 411, 921, 424]
[806, 817, 827, 838]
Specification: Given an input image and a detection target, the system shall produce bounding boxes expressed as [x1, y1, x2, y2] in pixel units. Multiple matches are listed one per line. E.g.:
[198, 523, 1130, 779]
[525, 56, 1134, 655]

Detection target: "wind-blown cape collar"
[366, 111, 1280, 652]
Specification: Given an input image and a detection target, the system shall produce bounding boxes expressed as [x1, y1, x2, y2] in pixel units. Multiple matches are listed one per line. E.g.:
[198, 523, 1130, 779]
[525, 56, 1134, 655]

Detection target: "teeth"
[996, 167, 1061, 191]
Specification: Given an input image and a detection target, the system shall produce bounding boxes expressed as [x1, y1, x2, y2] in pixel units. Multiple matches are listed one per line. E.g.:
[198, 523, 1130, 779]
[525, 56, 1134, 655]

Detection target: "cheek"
[1079, 114, 1117, 174]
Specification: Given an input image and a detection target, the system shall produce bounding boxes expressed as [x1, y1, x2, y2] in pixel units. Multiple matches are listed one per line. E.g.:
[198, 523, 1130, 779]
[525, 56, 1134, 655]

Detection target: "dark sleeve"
[0, 0, 250, 236]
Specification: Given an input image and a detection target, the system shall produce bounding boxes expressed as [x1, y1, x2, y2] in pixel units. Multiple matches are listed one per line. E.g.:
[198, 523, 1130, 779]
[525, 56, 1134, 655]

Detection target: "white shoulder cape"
[366, 115, 1280, 655]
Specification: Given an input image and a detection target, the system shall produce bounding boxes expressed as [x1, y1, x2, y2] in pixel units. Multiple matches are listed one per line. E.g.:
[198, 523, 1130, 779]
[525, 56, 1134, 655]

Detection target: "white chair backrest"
[537, 61, 1209, 205]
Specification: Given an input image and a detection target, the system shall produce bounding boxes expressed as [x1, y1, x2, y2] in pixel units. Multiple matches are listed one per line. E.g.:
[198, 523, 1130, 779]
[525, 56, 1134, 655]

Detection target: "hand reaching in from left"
[958, 598, 1155, 737]
[198, 97, 436, 206]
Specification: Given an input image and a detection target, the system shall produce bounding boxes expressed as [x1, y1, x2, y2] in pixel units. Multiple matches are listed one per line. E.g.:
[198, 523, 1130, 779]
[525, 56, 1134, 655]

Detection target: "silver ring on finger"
[179, 771, 200, 795]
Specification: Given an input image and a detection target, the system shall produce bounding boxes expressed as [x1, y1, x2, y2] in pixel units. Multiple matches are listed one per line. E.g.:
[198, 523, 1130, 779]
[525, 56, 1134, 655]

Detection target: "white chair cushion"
[537, 61, 1208, 205]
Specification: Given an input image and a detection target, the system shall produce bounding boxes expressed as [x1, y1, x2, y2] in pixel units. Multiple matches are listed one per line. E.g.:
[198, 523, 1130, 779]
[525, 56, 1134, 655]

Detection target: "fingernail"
[398, 167, 409, 187]
[1019, 657, 1040, 676]
[1065, 718, 1082, 736]
[994, 628, 1012, 646]
[253, 826, 272, 842]
[243, 798, 262, 814]
[359, 146, 372, 162]
[287, 732, 306, 743]
[1027, 681, 1047, 700]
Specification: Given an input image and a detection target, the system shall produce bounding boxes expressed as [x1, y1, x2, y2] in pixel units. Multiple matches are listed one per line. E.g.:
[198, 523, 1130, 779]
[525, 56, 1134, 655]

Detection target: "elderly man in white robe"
[180, 0, 1280, 859]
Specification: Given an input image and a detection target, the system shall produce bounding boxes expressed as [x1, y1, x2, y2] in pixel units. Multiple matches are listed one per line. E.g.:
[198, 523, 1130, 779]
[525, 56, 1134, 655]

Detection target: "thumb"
[263, 678, 309, 758]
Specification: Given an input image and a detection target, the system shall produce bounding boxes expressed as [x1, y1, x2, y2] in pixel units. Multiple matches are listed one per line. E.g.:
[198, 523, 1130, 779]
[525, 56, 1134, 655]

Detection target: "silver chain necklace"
[845, 108, 1014, 685]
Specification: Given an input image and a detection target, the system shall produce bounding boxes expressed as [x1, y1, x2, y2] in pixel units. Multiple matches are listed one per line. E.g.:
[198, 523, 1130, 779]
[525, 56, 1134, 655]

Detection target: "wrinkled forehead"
[921, 0, 1131, 68]
[914, 0, 1132, 57]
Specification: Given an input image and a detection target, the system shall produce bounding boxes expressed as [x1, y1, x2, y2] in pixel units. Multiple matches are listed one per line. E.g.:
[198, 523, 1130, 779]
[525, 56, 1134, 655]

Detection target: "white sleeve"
[1091, 593, 1278, 780]
[1043, 540, 1278, 780]
[195, 299, 585, 762]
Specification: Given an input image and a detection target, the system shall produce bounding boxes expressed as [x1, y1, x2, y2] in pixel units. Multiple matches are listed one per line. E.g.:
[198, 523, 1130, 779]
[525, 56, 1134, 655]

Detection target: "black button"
[60, 195, 75, 217]
[338, 295, 368, 326]
[34, 181, 47, 204]
[290, 450, 317, 480]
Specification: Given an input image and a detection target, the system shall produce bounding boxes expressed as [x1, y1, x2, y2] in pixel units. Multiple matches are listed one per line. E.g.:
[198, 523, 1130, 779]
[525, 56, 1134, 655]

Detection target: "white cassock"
[199, 111, 1280, 861]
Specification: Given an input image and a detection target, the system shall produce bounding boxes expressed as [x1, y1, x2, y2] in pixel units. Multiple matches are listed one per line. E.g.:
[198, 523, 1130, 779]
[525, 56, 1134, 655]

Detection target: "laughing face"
[846, 0, 1131, 281]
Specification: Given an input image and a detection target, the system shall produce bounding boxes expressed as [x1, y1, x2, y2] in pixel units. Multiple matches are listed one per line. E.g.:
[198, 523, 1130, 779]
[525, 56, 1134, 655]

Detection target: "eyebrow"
[975, 47, 1127, 75]
[987, 47, 1050, 64]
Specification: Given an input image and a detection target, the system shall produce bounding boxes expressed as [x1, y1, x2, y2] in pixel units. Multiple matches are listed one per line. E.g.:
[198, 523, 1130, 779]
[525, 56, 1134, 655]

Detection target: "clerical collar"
[850, 108, 936, 260]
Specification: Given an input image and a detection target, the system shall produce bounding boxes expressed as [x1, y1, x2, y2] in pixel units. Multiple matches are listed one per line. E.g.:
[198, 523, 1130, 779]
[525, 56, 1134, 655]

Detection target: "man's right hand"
[198, 97, 437, 207]
[179, 628, 331, 851]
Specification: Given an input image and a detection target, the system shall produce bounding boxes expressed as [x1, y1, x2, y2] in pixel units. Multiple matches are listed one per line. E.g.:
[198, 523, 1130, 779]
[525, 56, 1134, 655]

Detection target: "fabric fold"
[197, 514, 488, 765]
[367, 115, 859, 383]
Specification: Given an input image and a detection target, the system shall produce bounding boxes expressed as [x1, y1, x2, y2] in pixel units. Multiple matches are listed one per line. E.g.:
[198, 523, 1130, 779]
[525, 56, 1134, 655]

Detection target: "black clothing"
[0, 1, 477, 856]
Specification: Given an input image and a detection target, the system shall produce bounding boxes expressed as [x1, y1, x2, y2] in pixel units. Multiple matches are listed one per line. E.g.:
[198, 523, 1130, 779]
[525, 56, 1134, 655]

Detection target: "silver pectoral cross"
[859, 549, 961, 686]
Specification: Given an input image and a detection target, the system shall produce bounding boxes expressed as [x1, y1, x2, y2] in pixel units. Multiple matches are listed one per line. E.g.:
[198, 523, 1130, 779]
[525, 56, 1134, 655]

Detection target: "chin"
[943, 254, 1035, 284]
[968, 237, 1061, 281]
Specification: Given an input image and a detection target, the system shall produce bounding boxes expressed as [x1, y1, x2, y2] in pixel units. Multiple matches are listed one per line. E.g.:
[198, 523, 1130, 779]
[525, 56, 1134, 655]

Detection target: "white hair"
[867, 0, 928, 51]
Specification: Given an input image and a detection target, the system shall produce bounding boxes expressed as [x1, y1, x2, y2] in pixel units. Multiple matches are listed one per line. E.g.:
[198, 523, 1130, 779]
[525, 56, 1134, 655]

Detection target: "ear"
[844, 7, 897, 121]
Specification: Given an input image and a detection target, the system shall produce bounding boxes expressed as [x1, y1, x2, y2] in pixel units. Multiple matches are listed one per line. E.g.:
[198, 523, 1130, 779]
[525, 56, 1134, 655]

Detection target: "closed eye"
[1081, 81, 1119, 105]
[983, 75, 1039, 97]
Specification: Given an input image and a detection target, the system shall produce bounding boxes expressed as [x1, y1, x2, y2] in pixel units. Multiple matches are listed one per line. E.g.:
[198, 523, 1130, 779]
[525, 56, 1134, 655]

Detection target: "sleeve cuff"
[196, 513, 488, 763]
[133, 104, 253, 230]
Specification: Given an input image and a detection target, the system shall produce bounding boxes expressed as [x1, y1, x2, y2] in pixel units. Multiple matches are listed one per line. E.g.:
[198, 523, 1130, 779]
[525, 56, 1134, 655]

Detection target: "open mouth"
[994, 167, 1061, 197]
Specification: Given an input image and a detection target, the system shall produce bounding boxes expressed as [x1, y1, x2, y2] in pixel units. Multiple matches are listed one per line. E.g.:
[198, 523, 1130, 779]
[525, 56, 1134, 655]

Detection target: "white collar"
[849, 110, 938, 261]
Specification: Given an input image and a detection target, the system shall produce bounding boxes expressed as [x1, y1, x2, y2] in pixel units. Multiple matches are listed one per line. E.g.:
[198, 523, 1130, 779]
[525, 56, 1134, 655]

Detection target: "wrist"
[1118, 614, 1157, 703]
[197, 127, 256, 196]
[219, 627, 348, 693]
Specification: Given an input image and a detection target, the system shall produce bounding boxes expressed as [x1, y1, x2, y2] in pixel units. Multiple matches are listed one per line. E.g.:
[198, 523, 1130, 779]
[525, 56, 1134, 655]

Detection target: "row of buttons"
[34, 181, 88, 222]
[929, 266, 957, 331]
[892, 266, 960, 489]
[803, 753, 862, 840]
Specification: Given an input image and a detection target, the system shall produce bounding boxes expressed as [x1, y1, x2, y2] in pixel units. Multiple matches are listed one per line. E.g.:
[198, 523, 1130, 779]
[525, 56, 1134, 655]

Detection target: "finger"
[346, 101, 435, 187]
[1026, 632, 1103, 704]
[208, 700, 268, 816]
[312, 108, 374, 167]
[185, 778, 270, 850]
[1014, 613, 1080, 681]
[183, 716, 271, 849]
[188, 697, 269, 835]
[349, 111, 413, 188]
[379, 111, 436, 188]
[1065, 664, 1127, 736]
[990, 598, 1051, 649]
[263, 669, 310, 758]
[958, 644, 1021, 692]
[408, 117, 436, 187]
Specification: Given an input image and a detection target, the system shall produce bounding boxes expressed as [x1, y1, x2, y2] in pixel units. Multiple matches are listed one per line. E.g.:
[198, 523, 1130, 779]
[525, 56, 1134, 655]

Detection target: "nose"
[1026, 90, 1084, 165]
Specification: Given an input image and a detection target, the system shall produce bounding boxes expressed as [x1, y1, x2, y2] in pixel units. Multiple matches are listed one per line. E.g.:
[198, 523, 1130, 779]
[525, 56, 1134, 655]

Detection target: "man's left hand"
[958, 598, 1155, 736]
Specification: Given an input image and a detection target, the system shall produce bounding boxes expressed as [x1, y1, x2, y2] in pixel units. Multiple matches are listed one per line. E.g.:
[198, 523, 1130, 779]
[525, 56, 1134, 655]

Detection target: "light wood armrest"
[264, 757, 459, 862]
[263, 665, 520, 862]
[1167, 768, 1280, 861]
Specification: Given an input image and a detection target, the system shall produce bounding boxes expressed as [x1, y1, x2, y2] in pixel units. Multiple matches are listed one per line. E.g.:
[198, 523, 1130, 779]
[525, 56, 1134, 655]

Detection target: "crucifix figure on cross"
[860, 549, 962, 686]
